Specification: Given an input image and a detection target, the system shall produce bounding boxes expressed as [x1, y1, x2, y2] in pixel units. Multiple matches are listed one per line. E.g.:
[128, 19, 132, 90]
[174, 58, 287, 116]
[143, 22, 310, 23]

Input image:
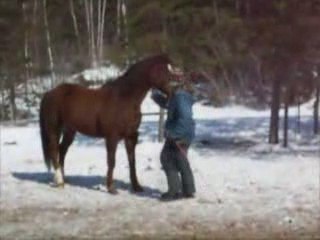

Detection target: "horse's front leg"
[105, 137, 119, 194]
[125, 132, 143, 192]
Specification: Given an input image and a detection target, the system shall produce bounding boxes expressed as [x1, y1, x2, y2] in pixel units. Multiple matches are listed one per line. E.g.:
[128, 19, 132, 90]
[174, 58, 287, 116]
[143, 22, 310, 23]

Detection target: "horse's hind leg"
[105, 137, 119, 194]
[125, 133, 143, 192]
[48, 131, 64, 187]
[59, 129, 75, 180]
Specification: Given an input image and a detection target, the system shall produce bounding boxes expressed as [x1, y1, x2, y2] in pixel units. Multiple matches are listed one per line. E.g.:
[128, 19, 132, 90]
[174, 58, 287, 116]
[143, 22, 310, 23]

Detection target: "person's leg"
[160, 140, 181, 199]
[175, 143, 196, 197]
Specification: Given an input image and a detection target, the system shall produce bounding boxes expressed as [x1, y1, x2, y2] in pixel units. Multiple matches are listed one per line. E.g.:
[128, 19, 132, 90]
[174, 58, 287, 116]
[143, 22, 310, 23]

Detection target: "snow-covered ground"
[0, 96, 319, 239]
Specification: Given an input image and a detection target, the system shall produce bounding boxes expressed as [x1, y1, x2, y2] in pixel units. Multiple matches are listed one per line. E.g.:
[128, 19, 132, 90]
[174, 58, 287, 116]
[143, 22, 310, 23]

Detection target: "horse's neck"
[124, 81, 150, 105]
[114, 76, 150, 105]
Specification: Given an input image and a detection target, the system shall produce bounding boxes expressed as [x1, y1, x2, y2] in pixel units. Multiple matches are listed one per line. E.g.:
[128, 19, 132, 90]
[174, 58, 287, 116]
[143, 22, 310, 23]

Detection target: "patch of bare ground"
[1, 206, 319, 240]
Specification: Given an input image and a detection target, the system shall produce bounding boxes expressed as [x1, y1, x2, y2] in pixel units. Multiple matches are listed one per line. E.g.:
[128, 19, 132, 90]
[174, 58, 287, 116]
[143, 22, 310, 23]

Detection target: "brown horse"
[39, 54, 181, 194]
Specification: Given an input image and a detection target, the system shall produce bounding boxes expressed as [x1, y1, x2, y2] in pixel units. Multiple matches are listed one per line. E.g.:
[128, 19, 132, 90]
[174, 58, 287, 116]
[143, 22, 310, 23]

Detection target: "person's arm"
[151, 89, 169, 109]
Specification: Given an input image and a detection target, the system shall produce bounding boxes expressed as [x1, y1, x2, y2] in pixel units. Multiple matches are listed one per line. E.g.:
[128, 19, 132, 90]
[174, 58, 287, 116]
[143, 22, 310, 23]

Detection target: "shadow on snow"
[11, 172, 162, 199]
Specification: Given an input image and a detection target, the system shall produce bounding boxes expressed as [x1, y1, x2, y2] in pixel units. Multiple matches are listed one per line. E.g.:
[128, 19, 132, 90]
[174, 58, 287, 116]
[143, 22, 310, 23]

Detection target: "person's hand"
[175, 139, 186, 146]
[151, 88, 167, 97]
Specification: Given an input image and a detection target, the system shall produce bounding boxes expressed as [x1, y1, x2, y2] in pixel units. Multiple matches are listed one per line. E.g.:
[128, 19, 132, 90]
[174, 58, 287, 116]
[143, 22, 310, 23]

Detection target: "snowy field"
[0, 96, 319, 239]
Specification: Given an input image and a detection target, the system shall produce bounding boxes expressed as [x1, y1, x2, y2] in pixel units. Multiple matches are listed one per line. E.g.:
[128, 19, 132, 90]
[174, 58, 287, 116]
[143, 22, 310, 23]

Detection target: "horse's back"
[43, 83, 107, 105]
[41, 83, 115, 136]
[46, 83, 90, 98]
[40, 82, 141, 137]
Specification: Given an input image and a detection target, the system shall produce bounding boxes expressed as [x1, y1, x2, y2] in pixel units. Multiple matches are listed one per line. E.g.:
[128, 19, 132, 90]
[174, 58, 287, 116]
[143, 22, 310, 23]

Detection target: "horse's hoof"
[133, 185, 144, 192]
[51, 182, 64, 188]
[108, 188, 118, 195]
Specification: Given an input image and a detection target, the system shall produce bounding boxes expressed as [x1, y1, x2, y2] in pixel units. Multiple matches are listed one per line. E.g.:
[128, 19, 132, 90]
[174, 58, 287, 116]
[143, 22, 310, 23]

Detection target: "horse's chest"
[117, 109, 141, 132]
[99, 106, 140, 136]
[121, 109, 140, 125]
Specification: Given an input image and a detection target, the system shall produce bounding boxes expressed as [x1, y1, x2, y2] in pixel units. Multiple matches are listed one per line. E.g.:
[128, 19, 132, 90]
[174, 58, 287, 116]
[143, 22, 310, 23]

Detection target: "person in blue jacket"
[151, 81, 196, 201]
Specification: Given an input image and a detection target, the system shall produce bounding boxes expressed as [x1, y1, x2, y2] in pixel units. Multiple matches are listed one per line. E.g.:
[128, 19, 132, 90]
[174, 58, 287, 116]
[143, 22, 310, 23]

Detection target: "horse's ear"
[167, 64, 184, 78]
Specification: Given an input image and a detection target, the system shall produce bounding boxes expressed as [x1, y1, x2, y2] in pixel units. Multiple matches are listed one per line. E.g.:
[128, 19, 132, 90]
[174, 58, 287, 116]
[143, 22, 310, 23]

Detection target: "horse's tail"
[39, 93, 52, 172]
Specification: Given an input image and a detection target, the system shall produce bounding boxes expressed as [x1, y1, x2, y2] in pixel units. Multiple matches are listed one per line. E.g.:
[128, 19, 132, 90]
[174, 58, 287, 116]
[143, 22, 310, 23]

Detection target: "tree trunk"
[297, 100, 301, 134]
[269, 79, 281, 144]
[314, 85, 320, 135]
[84, 0, 97, 67]
[97, 0, 101, 62]
[9, 83, 16, 123]
[84, 0, 90, 57]
[90, 0, 97, 67]
[283, 99, 289, 148]
[43, 0, 56, 87]
[32, 0, 41, 82]
[100, 0, 107, 63]
[116, 0, 122, 40]
[97, 0, 107, 64]
[69, 0, 81, 53]
[22, 1, 31, 114]
[122, 0, 129, 64]
[0, 81, 6, 121]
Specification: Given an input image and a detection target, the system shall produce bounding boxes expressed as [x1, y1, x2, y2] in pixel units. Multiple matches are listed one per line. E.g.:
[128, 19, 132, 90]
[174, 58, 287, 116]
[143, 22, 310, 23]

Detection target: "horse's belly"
[61, 99, 141, 138]
[66, 122, 98, 137]
[78, 128, 102, 138]
[63, 112, 102, 137]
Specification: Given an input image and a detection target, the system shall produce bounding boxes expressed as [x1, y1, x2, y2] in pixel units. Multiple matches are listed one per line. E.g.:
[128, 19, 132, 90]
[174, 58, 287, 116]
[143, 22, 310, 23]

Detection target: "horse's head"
[147, 54, 184, 96]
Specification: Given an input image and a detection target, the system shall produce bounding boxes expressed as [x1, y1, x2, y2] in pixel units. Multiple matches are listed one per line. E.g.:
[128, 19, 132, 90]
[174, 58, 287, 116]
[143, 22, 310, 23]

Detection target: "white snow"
[142, 91, 315, 122]
[82, 65, 121, 81]
[0, 99, 319, 239]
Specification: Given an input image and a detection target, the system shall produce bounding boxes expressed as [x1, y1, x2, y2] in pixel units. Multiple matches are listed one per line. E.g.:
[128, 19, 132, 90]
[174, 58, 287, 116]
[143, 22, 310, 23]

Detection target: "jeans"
[160, 139, 195, 195]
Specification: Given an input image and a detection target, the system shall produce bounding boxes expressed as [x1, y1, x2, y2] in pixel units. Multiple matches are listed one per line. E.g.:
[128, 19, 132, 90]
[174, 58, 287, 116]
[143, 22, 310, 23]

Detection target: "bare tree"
[116, 0, 121, 40]
[296, 98, 301, 134]
[314, 81, 320, 135]
[283, 87, 294, 148]
[84, 0, 107, 67]
[283, 100, 289, 147]
[22, 0, 31, 112]
[97, 0, 107, 64]
[43, 0, 56, 87]
[9, 79, 16, 122]
[269, 78, 281, 144]
[84, 0, 97, 67]
[122, 0, 129, 64]
[69, 0, 81, 53]
[0, 79, 6, 120]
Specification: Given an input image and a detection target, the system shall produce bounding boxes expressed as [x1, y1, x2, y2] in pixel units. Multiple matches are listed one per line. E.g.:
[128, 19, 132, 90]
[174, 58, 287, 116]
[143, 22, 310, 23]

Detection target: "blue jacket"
[151, 89, 195, 144]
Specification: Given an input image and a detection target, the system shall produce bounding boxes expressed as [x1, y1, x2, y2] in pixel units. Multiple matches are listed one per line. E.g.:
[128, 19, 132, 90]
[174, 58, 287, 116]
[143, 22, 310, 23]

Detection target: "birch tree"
[84, 0, 107, 67]
[43, 0, 56, 87]
[313, 71, 320, 135]
[69, 0, 81, 53]
[22, 1, 30, 107]
[116, 0, 121, 40]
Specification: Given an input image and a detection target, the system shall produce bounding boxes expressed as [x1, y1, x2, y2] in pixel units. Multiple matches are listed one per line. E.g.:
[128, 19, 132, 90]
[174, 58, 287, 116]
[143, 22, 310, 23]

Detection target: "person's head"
[185, 71, 212, 99]
[180, 79, 195, 94]
[169, 71, 206, 98]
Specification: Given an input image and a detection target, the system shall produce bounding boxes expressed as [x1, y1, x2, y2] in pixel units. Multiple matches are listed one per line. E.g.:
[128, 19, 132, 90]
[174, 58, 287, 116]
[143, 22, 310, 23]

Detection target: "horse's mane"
[122, 54, 170, 78]
[101, 54, 171, 89]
